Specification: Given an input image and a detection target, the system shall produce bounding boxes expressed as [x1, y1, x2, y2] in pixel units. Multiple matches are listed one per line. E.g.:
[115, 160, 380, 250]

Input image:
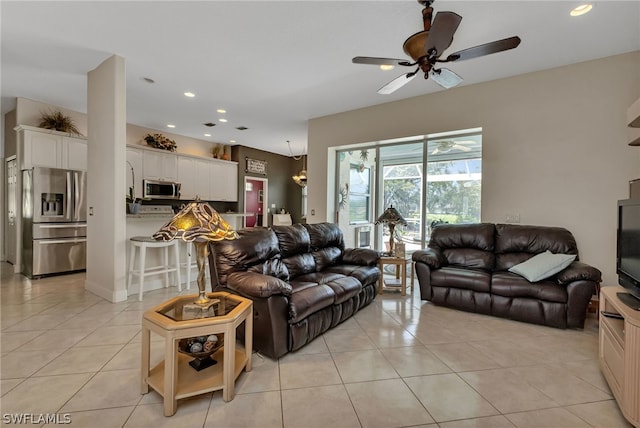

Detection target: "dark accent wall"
[231, 146, 304, 225]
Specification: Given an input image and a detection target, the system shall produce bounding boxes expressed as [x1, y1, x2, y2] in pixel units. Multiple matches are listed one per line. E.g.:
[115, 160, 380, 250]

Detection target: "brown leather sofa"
[412, 223, 601, 329]
[209, 222, 380, 359]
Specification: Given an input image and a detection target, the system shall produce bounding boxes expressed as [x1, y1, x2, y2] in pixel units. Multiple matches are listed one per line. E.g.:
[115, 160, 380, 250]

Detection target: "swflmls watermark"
[2, 413, 72, 424]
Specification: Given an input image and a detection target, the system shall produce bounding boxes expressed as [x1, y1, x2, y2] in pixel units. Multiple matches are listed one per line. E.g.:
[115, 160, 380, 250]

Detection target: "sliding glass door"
[336, 128, 482, 253]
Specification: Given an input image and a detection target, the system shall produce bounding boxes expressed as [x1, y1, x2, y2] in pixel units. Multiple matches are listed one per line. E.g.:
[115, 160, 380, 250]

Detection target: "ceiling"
[2, 1, 639, 157]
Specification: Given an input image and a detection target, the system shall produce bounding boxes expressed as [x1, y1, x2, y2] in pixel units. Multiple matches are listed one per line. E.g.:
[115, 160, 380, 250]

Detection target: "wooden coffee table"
[140, 292, 253, 416]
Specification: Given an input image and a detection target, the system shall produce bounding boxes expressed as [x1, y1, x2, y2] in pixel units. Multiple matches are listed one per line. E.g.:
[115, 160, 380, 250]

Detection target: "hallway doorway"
[244, 177, 268, 227]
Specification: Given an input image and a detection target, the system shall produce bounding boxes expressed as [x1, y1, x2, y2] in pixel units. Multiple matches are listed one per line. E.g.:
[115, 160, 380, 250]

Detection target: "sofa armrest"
[227, 272, 293, 298]
[343, 248, 380, 266]
[412, 248, 446, 270]
[556, 261, 602, 285]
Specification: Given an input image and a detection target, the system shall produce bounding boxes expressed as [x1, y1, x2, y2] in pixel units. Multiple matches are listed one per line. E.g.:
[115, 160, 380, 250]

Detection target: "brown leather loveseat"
[209, 222, 380, 359]
[412, 223, 601, 329]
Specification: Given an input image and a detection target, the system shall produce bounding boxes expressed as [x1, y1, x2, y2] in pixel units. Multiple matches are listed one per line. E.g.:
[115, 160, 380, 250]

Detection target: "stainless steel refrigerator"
[21, 167, 87, 278]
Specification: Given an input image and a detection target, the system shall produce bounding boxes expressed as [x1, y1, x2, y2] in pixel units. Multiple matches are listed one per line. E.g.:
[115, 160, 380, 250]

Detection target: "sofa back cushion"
[303, 223, 345, 271]
[494, 224, 579, 271]
[212, 227, 283, 285]
[428, 223, 496, 271]
[272, 224, 317, 278]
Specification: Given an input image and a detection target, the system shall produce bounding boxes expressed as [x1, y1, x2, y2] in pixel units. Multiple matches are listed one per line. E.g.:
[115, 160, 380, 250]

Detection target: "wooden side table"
[141, 292, 253, 416]
[378, 256, 409, 296]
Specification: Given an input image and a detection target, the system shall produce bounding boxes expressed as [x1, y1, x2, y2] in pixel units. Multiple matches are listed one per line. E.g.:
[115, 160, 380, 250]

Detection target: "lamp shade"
[153, 198, 238, 242]
[375, 205, 408, 226]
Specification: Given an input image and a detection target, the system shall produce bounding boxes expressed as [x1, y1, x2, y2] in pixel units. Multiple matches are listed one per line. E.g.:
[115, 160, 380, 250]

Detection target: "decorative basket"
[178, 334, 223, 359]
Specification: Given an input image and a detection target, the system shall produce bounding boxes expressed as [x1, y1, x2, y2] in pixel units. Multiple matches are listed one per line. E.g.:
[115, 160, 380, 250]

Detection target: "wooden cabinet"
[210, 160, 238, 202]
[599, 286, 640, 427]
[143, 150, 178, 181]
[16, 125, 87, 171]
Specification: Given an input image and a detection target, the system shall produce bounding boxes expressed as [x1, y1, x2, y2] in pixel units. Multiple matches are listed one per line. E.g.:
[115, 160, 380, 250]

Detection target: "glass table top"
[156, 293, 242, 322]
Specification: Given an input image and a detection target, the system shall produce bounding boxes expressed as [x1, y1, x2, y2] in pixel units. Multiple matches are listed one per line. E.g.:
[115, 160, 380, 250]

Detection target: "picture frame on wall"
[246, 157, 267, 175]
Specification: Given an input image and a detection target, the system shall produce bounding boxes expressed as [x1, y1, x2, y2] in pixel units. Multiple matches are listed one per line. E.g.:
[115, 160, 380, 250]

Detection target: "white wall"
[307, 51, 640, 286]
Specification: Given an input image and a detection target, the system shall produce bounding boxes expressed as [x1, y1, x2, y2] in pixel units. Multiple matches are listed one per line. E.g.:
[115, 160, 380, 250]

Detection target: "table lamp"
[375, 205, 407, 256]
[153, 197, 237, 306]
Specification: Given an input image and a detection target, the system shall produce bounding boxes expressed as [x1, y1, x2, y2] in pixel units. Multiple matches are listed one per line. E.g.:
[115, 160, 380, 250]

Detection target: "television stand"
[617, 292, 640, 310]
[599, 286, 640, 427]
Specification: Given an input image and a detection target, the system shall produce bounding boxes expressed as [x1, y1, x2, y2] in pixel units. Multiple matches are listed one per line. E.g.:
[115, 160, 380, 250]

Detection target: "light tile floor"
[0, 262, 632, 428]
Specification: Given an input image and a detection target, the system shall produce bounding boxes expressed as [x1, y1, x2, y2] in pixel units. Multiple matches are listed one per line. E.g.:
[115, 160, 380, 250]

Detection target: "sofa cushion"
[303, 223, 345, 251]
[283, 253, 316, 279]
[491, 271, 568, 303]
[324, 264, 380, 286]
[430, 267, 491, 292]
[312, 247, 342, 271]
[295, 271, 345, 285]
[213, 227, 280, 285]
[508, 251, 576, 282]
[324, 276, 362, 304]
[495, 224, 578, 271]
[272, 224, 310, 257]
[289, 284, 336, 323]
[429, 223, 496, 270]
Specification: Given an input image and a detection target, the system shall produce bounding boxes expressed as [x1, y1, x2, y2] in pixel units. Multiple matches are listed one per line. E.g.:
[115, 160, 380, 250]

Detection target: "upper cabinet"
[178, 156, 211, 200]
[16, 125, 87, 171]
[132, 145, 238, 202]
[143, 150, 178, 181]
[210, 160, 238, 202]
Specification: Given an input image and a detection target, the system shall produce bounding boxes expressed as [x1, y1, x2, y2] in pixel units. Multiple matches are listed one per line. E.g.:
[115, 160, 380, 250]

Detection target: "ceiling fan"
[353, 0, 521, 94]
[431, 140, 474, 155]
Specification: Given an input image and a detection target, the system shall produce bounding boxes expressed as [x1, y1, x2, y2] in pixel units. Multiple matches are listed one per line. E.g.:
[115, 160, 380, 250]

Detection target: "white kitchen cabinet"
[178, 156, 214, 201]
[210, 160, 238, 201]
[126, 147, 143, 199]
[16, 125, 87, 171]
[62, 136, 88, 171]
[143, 150, 178, 181]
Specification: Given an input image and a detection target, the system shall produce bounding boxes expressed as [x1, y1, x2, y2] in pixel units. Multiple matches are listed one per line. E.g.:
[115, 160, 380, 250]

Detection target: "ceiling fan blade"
[444, 36, 521, 62]
[424, 11, 462, 58]
[352, 56, 412, 66]
[453, 144, 472, 152]
[378, 73, 417, 95]
[430, 68, 462, 89]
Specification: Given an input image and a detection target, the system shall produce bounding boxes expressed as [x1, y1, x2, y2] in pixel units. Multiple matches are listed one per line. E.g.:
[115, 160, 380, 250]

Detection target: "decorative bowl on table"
[178, 334, 223, 371]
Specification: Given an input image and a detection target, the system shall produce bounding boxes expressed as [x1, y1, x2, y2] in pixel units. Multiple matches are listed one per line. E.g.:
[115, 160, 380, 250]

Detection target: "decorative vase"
[128, 202, 141, 214]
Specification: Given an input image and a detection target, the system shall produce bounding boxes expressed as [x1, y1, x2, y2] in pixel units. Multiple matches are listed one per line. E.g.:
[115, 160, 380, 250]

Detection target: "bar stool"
[127, 236, 182, 301]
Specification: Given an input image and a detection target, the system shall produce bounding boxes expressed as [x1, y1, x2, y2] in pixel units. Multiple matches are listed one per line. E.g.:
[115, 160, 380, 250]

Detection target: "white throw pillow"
[508, 250, 577, 282]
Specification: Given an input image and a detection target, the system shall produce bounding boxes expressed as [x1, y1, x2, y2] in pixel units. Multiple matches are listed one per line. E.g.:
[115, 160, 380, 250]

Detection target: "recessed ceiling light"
[204, 133, 211, 137]
[379, 64, 395, 71]
[203, 122, 216, 127]
[184, 92, 195, 98]
[217, 109, 227, 114]
[142, 77, 155, 84]
[570, 4, 593, 16]
[236, 126, 248, 131]
[230, 140, 236, 143]
[167, 124, 176, 128]
[219, 118, 228, 123]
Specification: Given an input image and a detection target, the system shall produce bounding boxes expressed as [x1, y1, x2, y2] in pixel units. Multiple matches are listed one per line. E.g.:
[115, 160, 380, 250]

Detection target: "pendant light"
[288, 140, 307, 188]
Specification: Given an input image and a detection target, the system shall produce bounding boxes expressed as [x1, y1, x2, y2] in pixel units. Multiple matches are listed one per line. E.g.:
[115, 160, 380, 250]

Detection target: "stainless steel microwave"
[143, 179, 181, 199]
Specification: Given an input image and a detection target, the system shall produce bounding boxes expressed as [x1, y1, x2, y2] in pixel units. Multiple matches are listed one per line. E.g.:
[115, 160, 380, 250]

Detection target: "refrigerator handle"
[66, 171, 73, 221]
[73, 171, 80, 222]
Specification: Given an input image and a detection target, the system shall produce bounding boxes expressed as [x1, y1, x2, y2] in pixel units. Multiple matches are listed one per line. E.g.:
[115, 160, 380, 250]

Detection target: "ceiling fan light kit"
[353, 0, 521, 94]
